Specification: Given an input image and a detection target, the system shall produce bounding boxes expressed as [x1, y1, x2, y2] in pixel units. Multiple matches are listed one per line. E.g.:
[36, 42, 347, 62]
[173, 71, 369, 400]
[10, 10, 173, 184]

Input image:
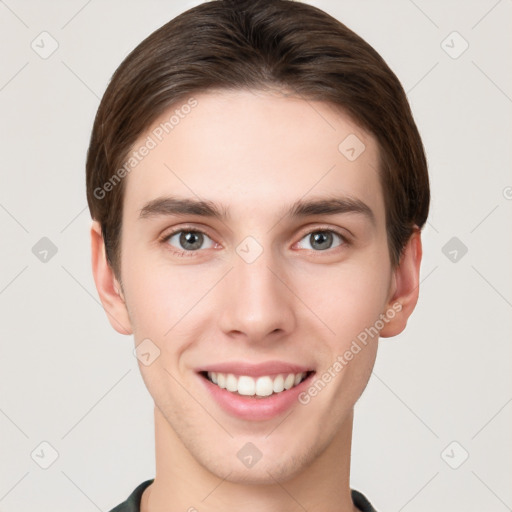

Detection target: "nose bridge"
[217, 240, 295, 340]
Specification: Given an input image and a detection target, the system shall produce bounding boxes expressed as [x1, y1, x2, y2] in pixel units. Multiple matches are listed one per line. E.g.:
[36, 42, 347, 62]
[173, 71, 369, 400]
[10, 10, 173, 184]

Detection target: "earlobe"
[379, 227, 423, 338]
[90, 220, 133, 335]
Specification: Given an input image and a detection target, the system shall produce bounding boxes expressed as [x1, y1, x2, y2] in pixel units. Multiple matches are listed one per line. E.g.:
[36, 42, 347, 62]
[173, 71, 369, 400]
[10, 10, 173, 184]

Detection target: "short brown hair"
[86, 0, 429, 278]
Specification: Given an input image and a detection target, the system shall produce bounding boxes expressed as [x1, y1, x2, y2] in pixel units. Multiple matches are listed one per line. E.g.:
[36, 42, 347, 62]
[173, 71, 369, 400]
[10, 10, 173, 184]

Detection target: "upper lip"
[196, 360, 314, 378]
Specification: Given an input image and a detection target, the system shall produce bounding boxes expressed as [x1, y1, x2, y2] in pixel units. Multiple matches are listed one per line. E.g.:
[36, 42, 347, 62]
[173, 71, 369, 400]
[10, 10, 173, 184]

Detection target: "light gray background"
[1, 1, 511, 511]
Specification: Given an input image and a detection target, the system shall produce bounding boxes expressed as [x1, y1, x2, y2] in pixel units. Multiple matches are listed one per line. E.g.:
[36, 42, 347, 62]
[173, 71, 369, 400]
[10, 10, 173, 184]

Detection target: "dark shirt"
[108, 479, 378, 512]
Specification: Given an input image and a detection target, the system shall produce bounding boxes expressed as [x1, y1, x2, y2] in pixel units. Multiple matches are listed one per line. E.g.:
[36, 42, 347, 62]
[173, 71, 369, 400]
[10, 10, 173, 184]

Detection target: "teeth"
[284, 374, 295, 390]
[226, 373, 238, 392]
[238, 376, 255, 396]
[273, 374, 284, 393]
[206, 371, 308, 397]
[255, 376, 273, 396]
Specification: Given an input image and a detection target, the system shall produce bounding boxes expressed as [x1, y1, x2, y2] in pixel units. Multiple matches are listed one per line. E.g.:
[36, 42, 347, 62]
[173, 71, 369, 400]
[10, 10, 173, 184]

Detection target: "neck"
[141, 406, 358, 512]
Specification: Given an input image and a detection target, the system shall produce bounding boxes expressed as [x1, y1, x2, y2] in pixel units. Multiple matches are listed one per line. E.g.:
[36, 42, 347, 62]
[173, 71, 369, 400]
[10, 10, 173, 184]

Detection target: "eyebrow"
[138, 195, 375, 225]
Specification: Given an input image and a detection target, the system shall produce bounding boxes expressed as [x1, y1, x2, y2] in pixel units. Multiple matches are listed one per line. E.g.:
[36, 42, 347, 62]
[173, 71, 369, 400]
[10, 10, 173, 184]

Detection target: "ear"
[90, 220, 133, 335]
[379, 227, 423, 338]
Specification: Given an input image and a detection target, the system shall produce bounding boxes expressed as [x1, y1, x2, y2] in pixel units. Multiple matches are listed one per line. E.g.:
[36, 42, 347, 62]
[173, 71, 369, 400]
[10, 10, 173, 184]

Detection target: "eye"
[160, 226, 349, 257]
[296, 229, 347, 251]
[163, 228, 216, 255]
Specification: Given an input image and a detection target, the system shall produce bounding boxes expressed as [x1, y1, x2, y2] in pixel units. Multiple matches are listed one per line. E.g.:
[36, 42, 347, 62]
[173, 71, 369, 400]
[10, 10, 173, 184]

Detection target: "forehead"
[122, 88, 385, 228]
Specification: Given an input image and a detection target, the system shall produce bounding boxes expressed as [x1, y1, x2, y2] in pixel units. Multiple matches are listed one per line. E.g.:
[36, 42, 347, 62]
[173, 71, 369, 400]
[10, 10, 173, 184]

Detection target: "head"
[87, 0, 428, 484]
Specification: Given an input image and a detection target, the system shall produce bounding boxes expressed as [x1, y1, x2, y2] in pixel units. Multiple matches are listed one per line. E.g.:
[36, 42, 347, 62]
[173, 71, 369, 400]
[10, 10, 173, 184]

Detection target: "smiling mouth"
[199, 370, 315, 398]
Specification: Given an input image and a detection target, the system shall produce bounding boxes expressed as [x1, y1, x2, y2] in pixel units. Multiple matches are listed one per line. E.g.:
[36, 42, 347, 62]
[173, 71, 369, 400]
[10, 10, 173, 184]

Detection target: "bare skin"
[91, 88, 422, 512]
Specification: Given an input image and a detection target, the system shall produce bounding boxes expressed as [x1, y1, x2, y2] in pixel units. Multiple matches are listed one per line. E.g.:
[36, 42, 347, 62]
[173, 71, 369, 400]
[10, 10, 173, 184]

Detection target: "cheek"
[295, 261, 390, 345]
[122, 253, 214, 354]
[125, 270, 186, 338]
[299, 267, 385, 411]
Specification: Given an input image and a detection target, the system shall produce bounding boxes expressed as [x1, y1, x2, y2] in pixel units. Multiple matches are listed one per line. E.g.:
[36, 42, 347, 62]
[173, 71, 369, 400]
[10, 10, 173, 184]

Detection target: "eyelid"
[160, 223, 214, 240]
[295, 223, 351, 244]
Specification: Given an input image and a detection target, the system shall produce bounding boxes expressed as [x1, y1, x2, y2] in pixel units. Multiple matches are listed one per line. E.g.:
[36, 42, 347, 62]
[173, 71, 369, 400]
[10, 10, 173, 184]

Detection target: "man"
[86, 1, 429, 510]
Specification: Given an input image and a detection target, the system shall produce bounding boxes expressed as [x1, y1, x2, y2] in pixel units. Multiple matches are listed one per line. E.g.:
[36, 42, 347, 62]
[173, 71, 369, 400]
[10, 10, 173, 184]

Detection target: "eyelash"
[159, 225, 351, 258]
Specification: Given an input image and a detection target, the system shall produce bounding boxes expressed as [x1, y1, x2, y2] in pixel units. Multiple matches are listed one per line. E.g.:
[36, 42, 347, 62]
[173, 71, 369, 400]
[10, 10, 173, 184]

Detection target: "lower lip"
[198, 372, 314, 421]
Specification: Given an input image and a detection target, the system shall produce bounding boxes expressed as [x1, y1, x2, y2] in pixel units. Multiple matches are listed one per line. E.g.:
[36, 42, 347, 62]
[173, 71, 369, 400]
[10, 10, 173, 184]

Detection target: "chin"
[209, 457, 303, 485]
[195, 439, 317, 485]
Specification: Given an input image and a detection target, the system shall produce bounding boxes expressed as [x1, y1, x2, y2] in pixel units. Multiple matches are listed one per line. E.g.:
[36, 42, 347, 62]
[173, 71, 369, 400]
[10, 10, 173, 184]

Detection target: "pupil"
[181, 231, 202, 250]
[312, 231, 331, 250]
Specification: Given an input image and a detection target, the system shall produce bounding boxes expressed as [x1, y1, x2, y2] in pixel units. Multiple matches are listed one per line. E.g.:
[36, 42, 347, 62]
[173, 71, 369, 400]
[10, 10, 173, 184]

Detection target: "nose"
[217, 246, 297, 344]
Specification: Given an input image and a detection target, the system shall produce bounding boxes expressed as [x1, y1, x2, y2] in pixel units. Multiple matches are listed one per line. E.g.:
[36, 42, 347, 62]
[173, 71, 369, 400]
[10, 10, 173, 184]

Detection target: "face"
[103, 88, 405, 483]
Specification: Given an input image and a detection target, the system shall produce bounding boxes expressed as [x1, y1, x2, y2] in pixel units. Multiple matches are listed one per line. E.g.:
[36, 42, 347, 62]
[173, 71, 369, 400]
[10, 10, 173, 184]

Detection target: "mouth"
[199, 370, 315, 398]
[195, 360, 316, 420]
